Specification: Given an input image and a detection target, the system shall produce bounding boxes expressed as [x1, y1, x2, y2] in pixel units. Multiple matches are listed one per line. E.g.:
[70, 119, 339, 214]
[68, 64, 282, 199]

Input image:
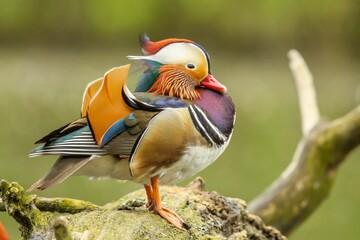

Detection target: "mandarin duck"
[28, 34, 236, 231]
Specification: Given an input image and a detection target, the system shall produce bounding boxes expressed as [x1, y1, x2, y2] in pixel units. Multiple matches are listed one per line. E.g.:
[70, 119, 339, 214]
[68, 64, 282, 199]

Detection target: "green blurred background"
[1, 0, 359, 239]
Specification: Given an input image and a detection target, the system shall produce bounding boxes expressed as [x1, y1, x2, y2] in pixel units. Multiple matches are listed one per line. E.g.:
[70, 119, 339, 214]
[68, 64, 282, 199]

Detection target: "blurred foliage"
[0, 1, 360, 239]
[0, 0, 359, 56]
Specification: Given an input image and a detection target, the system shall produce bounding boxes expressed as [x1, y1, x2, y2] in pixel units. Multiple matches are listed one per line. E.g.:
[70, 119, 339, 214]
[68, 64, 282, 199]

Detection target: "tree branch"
[288, 49, 320, 135]
[33, 197, 100, 214]
[0, 194, 99, 214]
[248, 50, 360, 235]
[1, 178, 286, 240]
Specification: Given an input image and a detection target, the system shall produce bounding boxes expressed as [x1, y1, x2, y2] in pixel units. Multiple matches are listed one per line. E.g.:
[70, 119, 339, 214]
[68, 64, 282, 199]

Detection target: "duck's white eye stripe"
[143, 43, 207, 68]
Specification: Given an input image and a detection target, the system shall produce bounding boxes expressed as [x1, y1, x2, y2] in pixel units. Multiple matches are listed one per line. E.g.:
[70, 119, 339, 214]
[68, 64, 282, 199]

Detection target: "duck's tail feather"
[27, 156, 92, 192]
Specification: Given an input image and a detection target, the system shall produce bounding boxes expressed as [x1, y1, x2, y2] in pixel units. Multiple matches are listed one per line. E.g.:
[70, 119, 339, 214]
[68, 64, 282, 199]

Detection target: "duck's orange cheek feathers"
[148, 65, 200, 100]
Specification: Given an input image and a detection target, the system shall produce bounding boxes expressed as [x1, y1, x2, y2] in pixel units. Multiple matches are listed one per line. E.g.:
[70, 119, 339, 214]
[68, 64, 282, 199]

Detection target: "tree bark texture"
[0, 178, 286, 240]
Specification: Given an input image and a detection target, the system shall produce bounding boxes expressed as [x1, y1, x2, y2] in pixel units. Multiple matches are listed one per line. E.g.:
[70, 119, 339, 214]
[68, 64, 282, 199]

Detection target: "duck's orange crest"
[81, 65, 133, 145]
[141, 37, 193, 55]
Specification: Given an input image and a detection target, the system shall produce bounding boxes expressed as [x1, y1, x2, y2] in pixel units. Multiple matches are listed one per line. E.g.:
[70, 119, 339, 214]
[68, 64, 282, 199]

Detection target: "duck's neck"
[193, 89, 235, 138]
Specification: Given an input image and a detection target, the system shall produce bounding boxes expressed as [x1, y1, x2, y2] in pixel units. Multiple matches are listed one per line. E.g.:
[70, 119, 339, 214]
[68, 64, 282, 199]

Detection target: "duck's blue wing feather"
[30, 92, 188, 157]
[29, 126, 107, 157]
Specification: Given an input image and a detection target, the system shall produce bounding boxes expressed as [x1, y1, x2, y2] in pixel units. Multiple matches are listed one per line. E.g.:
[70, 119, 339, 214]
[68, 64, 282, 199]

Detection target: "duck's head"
[128, 34, 226, 100]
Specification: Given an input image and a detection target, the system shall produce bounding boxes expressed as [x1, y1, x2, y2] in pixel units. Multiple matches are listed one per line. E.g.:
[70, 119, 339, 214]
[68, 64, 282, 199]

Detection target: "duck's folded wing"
[94, 92, 190, 154]
[104, 111, 158, 156]
[29, 111, 159, 158]
[29, 126, 106, 157]
[30, 89, 189, 157]
[34, 118, 88, 144]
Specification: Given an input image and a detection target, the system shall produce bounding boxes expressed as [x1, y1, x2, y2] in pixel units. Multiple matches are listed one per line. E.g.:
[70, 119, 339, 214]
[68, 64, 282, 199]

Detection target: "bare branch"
[248, 50, 360, 235]
[288, 49, 320, 135]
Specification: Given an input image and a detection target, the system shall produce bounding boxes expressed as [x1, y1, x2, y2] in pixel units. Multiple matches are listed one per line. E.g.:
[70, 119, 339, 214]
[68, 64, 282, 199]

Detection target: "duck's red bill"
[200, 74, 227, 93]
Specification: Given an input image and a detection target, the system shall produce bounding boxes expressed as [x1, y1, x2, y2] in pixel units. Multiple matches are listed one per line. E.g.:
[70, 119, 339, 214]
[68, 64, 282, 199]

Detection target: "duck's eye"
[186, 63, 196, 69]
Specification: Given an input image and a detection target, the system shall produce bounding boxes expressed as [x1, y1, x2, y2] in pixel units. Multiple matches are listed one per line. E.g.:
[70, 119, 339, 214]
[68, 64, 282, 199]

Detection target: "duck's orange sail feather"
[81, 64, 133, 145]
[81, 78, 103, 118]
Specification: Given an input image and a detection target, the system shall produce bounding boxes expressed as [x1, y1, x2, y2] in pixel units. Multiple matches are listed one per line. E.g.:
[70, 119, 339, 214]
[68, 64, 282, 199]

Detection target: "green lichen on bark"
[34, 197, 99, 214]
[53, 217, 73, 240]
[0, 180, 52, 239]
[0, 178, 286, 239]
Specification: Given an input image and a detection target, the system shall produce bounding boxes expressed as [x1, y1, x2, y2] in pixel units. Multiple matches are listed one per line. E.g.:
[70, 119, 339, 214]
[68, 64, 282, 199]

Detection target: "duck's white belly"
[154, 140, 230, 185]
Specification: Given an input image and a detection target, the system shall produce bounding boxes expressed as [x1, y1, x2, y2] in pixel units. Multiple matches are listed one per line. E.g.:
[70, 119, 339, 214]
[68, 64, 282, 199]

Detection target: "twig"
[1, 193, 100, 214]
[34, 197, 100, 214]
[288, 49, 320, 135]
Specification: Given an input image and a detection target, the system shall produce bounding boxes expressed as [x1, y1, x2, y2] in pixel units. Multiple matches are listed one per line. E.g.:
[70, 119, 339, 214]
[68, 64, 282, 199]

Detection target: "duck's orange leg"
[144, 184, 153, 209]
[143, 177, 188, 231]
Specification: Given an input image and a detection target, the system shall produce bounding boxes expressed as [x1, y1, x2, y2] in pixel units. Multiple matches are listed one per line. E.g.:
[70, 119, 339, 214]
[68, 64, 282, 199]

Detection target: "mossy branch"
[248, 50, 360, 235]
[33, 197, 100, 214]
[1, 178, 286, 240]
[0, 180, 52, 239]
[0, 194, 99, 215]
